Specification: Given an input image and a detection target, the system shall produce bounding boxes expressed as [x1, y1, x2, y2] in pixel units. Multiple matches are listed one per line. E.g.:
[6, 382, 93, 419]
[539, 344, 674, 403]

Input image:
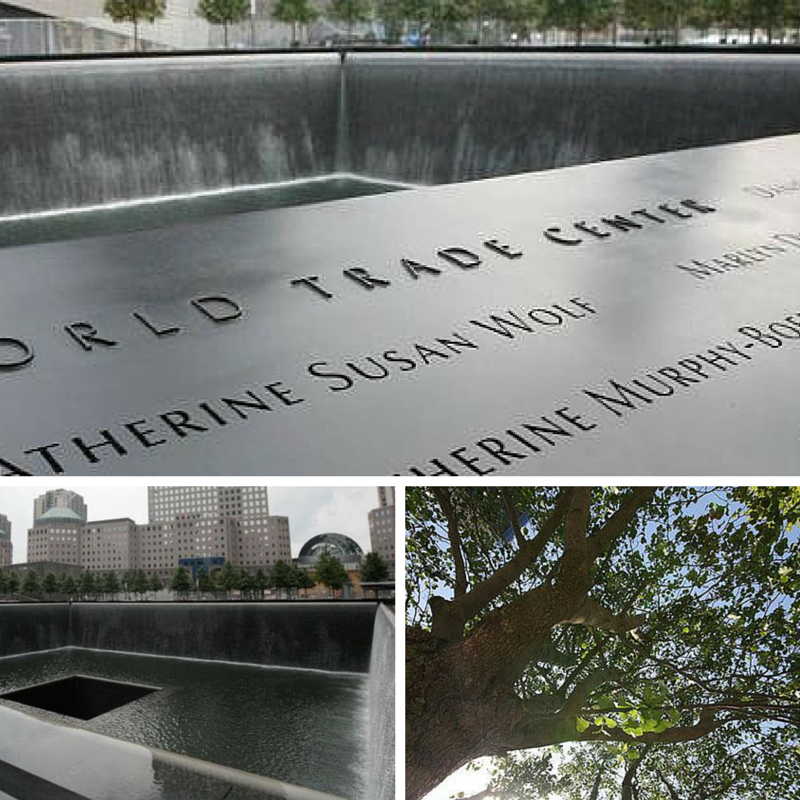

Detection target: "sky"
[0, 485, 382, 563]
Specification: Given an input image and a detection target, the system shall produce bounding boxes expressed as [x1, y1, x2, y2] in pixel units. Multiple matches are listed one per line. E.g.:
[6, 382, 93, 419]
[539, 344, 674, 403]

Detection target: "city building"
[369, 487, 395, 565]
[0, 513, 12, 568]
[33, 489, 87, 523]
[377, 487, 395, 508]
[297, 533, 364, 571]
[296, 532, 365, 599]
[25, 487, 292, 580]
[27, 506, 84, 565]
[3, 561, 81, 580]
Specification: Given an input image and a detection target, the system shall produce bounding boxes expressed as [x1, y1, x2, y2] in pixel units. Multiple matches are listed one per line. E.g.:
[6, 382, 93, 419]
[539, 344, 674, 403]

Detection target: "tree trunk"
[133, 17, 139, 51]
[224, 22, 229, 48]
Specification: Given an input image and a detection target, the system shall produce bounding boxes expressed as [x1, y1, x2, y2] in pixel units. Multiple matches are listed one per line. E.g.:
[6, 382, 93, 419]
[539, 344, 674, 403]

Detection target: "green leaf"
[576, 717, 590, 732]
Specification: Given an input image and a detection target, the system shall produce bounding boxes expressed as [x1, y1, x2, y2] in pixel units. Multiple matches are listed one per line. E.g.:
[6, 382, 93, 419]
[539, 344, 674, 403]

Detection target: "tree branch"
[588, 768, 603, 800]
[432, 487, 468, 598]
[556, 668, 622, 718]
[562, 487, 592, 564]
[656, 769, 681, 800]
[578, 709, 723, 745]
[500, 488, 527, 547]
[587, 488, 657, 561]
[431, 489, 573, 640]
[621, 744, 650, 800]
[563, 597, 646, 634]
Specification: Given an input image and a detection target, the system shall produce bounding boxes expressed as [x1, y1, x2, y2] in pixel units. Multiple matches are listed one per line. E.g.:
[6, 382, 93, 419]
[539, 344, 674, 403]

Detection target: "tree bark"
[407, 489, 662, 800]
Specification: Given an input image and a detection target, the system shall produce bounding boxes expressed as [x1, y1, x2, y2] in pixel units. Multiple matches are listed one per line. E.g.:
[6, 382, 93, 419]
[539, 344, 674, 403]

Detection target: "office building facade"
[0, 513, 12, 567]
[27, 487, 291, 579]
[369, 487, 395, 564]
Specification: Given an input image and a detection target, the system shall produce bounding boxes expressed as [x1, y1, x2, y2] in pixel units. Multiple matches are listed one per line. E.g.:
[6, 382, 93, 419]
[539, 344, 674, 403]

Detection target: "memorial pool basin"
[2, 51, 800, 224]
[0, 603, 395, 800]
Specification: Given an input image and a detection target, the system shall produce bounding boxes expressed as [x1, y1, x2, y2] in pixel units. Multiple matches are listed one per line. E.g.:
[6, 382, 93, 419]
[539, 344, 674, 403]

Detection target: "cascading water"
[364, 603, 395, 800]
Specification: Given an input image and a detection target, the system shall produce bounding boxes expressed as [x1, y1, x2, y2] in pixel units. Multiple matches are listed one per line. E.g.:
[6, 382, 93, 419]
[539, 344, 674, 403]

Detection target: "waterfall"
[364, 603, 395, 800]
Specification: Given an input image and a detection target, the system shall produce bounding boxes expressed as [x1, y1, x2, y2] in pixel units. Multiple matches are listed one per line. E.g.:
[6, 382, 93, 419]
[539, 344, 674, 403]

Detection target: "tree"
[197, 0, 250, 47]
[406, 487, 800, 800]
[60, 574, 77, 598]
[4, 571, 19, 595]
[42, 572, 58, 599]
[314, 550, 348, 596]
[268, 559, 297, 599]
[170, 565, 193, 600]
[149, 572, 164, 594]
[101, 571, 120, 600]
[239, 568, 255, 600]
[130, 568, 149, 599]
[104, 0, 166, 51]
[272, 0, 319, 44]
[21, 569, 41, 597]
[253, 568, 268, 599]
[328, 0, 371, 40]
[361, 551, 390, 583]
[294, 566, 315, 597]
[197, 567, 213, 594]
[78, 571, 97, 600]
[215, 561, 240, 598]
[543, 0, 612, 43]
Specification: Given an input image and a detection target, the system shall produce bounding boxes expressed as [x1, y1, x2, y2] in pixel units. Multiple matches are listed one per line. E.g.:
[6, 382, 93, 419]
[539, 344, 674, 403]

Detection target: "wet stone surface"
[0, 649, 368, 800]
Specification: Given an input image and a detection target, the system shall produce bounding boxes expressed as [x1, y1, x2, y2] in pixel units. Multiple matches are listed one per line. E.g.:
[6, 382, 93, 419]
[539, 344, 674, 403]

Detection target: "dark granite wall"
[0, 603, 377, 673]
[344, 53, 800, 184]
[3, 52, 800, 215]
[0, 604, 71, 657]
[0, 54, 341, 215]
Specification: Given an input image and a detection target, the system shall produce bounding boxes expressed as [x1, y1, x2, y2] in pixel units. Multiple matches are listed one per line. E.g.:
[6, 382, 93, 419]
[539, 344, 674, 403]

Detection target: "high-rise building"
[0, 514, 12, 567]
[81, 518, 138, 574]
[377, 487, 395, 508]
[33, 489, 87, 524]
[27, 487, 292, 580]
[369, 488, 395, 566]
[27, 507, 84, 565]
[146, 487, 290, 576]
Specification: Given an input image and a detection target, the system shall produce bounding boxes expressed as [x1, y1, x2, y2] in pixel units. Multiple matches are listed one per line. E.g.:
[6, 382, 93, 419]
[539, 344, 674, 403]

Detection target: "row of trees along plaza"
[406, 487, 800, 800]
[102, 0, 800, 48]
[0, 550, 390, 601]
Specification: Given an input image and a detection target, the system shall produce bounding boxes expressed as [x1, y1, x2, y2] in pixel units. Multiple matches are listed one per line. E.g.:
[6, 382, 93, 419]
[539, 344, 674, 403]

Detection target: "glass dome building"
[297, 533, 364, 569]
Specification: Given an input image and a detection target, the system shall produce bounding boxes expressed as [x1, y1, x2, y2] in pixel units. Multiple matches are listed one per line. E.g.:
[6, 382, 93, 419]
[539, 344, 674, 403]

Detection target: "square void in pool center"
[0, 675, 159, 720]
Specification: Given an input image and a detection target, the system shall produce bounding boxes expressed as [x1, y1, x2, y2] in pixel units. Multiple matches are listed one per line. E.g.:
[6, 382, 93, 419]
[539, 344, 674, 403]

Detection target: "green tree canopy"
[130, 568, 149, 598]
[59, 574, 76, 597]
[253, 568, 269, 598]
[78, 571, 97, 599]
[215, 561, 240, 597]
[21, 569, 41, 597]
[170, 565, 193, 599]
[294, 566, 315, 596]
[268, 559, 298, 597]
[149, 572, 164, 593]
[101, 571, 121, 599]
[104, 0, 166, 50]
[543, 0, 612, 43]
[406, 486, 800, 800]
[314, 550, 349, 593]
[197, 567, 213, 594]
[361, 551, 391, 582]
[197, 0, 250, 46]
[42, 572, 58, 597]
[328, 0, 371, 37]
[272, 0, 319, 43]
